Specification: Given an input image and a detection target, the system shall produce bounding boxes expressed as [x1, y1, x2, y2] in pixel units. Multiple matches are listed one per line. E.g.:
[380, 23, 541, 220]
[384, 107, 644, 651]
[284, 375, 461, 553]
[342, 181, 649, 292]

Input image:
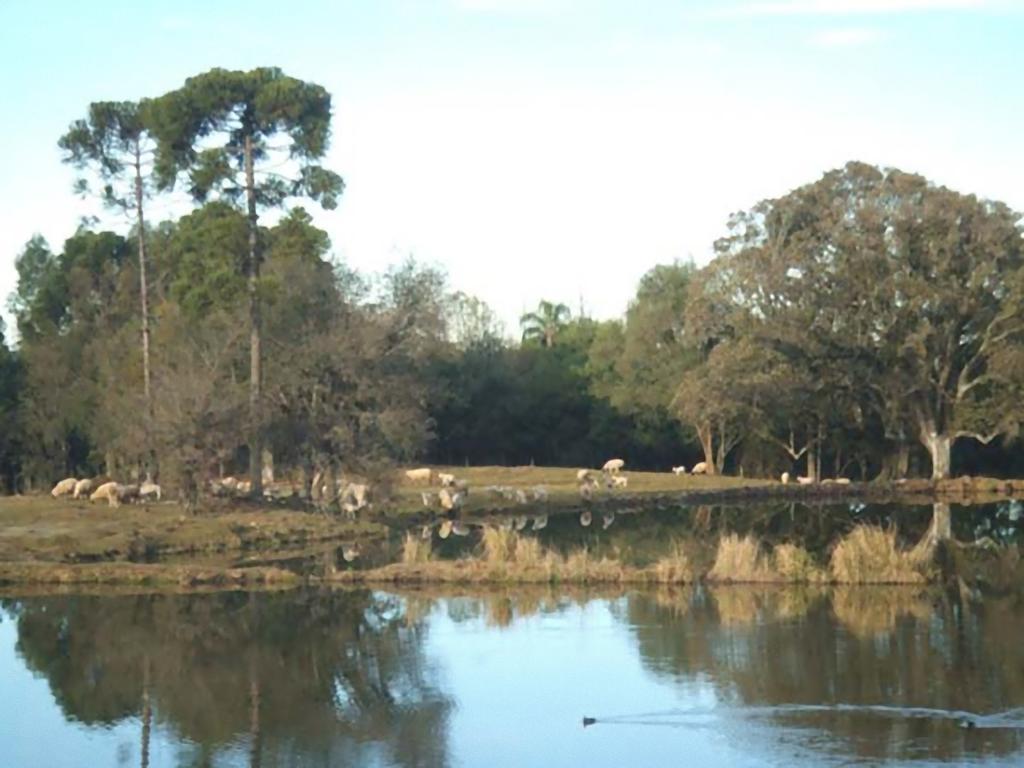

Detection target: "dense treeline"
[1, 66, 1023, 498]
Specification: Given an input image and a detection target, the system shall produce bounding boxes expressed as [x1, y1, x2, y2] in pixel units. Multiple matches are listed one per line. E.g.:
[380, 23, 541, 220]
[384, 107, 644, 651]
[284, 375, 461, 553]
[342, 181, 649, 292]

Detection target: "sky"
[1, 0, 1022, 339]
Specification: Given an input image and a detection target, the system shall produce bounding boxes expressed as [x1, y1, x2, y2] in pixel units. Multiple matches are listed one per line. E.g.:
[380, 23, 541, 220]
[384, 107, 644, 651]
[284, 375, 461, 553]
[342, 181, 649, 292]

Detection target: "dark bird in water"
[582, 717, 597, 728]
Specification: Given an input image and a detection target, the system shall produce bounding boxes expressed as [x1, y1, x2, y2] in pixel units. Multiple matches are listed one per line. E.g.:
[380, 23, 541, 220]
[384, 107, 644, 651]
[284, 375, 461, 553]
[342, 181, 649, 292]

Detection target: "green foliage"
[520, 300, 571, 347]
[149, 67, 343, 210]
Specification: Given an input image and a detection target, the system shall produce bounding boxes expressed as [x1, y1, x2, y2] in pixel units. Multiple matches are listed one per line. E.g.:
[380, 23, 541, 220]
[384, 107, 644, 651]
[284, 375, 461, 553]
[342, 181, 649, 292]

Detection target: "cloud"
[810, 26, 887, 46]
[452, 0, 566, 12]
[728, 0, 988, 15]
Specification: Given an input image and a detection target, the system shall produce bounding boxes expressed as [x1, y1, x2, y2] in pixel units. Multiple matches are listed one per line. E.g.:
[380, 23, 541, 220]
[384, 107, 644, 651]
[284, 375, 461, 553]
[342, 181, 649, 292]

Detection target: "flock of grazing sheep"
[50, 476, 162, 507]
[47, 458, 853, 516]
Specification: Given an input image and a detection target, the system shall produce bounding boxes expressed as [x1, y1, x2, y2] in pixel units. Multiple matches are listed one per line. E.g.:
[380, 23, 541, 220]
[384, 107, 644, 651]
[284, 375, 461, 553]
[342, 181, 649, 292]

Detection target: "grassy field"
[0, 494, 381, 566]
[386, 464, 769, 515]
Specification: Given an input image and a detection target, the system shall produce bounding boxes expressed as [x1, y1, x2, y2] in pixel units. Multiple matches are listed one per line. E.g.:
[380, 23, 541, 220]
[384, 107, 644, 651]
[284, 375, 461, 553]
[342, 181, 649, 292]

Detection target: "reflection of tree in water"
[621, 585, 1024, 762]
[2, 589, 453, 767]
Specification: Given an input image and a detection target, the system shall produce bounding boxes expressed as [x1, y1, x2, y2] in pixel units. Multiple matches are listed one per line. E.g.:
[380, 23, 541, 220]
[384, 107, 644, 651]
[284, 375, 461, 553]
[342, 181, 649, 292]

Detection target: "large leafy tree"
[149, 67, 344, 495]
[59, 101, 159, 467]
[520, 300, 571, 348]
[708, 162, 1024, 479]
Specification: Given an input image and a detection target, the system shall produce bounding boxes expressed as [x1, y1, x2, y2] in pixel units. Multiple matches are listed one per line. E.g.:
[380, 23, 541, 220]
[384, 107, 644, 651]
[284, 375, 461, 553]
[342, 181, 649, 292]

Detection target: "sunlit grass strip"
[339, 530, 696, 585]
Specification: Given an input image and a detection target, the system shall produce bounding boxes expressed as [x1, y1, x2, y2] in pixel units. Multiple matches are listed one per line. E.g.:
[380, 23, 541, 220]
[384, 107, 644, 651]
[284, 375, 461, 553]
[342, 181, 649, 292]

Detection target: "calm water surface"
[2, 582, 1024, 767]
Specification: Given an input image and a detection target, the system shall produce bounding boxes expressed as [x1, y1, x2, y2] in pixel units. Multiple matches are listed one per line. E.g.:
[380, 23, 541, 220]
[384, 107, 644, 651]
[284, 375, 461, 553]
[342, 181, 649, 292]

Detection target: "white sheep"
[405, 467, 434, 485]
[602, 458, 625, 474]
[796, 475, 814, 485]
[51, 477, 78, 498]
[72, 478, 94, 499]
[90, 481, 121, 507]
[780, 471, 790, 485]
[531, 485, 549, 501]
[437, 472, 457, 488]
[834, 478, 852, 485]
[691, 461, 708, 475]
[610, 475, 628, 489]
[139, 480, 161, 501]
[576, 469, 594, 482]
[672, 466, 687, 475]
[515, 489, 530, 504]
[342, 543, 361, 562]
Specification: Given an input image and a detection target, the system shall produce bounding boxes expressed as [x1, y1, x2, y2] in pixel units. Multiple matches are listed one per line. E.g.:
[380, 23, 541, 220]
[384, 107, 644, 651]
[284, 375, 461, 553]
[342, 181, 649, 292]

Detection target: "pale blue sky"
[2, 0, 1022, 336]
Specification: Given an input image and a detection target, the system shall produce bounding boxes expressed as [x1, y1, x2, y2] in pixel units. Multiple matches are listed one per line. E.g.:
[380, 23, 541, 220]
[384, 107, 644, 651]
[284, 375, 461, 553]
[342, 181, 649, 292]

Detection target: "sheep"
[342, 482, 371, 509]
[780, 471, 791, 485]
[514, 489, 530, 505]
[485, 485, 506, 499]
[51, 478, 78, 498]
[405, 467, 434, 485]
[341, 543, 361, 562]
[139, 480, 161, 502]
[691, 462, 708, 475]
[90, 481, 121, 507]
[610, 475, 628, 489]
[117, 484, 141, 504]
[576, 469, 595, 482]
[421, 491, 437, 508]
[236, 480, 252, 495]
[672, 466, 687, 476]
[834, 478, 852, 485]
[796, 475, 814, 485]
[531, 485, 549, 502]
[72, 478, 94, 499]
[437, 472, 457, 488]
[602, 458, 625, 475]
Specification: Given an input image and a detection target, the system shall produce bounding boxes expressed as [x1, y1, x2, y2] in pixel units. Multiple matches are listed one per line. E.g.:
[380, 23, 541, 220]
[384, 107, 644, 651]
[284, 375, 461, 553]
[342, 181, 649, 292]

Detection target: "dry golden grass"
[651, 540, 696, 583]
[707, 534, 777, 583]
[401, 532, 433, 564]
[774, 543, 828, 583]
[829, 525, 928, 584]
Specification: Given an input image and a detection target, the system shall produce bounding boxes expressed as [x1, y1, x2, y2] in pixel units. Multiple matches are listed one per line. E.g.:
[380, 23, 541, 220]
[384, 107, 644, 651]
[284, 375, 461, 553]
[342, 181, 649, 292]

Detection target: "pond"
[3, 581, 1024, 767]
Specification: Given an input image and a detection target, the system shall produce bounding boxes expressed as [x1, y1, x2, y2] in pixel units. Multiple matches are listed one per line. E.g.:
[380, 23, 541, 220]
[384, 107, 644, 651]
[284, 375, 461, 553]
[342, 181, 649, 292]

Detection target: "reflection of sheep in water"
[580, 510, 593, 527]
[602, 512, 615, 530]
[532, 514, 548, 530]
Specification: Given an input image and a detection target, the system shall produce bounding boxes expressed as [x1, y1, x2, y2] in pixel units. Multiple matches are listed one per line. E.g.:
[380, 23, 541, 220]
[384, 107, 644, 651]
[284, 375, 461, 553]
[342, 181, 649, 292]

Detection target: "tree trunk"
[244, 134, 263, 498]
[697, 423, 715, 474]
[134, 145, 154, 477]
[921, 430, 952, 480]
